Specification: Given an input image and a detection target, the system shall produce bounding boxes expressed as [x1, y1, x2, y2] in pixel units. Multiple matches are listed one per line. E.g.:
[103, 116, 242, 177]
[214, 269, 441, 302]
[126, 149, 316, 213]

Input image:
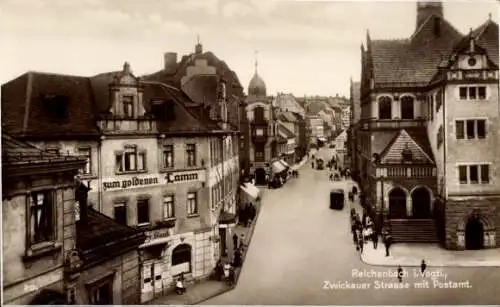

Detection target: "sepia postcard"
[1, 0, 499, 305]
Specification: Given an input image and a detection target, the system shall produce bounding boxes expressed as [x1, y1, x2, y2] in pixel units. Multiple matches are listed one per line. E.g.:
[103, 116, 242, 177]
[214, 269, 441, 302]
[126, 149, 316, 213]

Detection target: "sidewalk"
[361, 241, 500, 267]
[148, 199, 263, 305]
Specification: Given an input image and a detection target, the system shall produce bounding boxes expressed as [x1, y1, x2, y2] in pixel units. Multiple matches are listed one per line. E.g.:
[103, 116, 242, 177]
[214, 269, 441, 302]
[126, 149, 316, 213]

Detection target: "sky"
[0, 0, 498, 97]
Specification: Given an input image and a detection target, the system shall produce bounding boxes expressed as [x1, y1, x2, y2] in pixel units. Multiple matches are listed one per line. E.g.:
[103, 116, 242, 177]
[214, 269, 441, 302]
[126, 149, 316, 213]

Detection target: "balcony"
[447, 69, 499, 82]
[360, 118, 426, 130]
[98, 115, 157, 135]
[375, 165, 436, 178]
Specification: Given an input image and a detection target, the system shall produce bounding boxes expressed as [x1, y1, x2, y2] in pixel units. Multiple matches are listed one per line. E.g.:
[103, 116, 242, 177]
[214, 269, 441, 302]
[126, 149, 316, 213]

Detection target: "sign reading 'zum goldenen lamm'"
[103, 176, 159, 191]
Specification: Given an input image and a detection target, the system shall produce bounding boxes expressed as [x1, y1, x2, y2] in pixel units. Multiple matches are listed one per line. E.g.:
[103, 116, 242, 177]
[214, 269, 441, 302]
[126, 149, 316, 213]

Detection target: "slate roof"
[1, 72, 100, 138]
[471, 19, 499, 66]
[2, 67, 227, 139]
[76, 207, 145, 265]
[370, 15, 463, 85]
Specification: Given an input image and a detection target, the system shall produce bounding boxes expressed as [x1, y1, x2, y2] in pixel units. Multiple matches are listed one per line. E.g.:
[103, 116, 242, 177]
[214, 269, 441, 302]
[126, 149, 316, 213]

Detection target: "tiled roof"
[472, 20, 499, 66]
[280, 111, 298, 123]
[141, 82, 223, 134]
[370, 15, 463, 85]
[379, 128, 434, 164]
[181, 75, 218, 107]
[1, 72, 100, 138]
[76, 208, 145, 264]
[278, 122, 295, 139]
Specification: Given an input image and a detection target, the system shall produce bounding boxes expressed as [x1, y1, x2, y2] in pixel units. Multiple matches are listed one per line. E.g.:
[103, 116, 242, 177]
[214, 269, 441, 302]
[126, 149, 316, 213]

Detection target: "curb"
[359, 254, 500, 268]
[194, 196, 263, 304]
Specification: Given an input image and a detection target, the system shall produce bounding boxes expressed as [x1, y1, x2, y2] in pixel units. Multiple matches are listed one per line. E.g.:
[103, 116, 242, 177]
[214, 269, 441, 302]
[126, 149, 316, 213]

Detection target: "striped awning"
[271, 161, 286, 173]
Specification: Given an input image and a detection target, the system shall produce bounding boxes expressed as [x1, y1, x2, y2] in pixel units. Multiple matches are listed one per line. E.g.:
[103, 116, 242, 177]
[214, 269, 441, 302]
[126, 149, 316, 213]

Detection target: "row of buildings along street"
[1, 38, 350, 304]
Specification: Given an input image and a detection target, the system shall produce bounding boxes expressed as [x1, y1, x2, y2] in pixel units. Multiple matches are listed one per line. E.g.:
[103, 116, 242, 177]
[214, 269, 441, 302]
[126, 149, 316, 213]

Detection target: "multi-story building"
[354, 0, 499, 249]
[273, 92, 306, 118]
[307, 115, 325, 145]
[348, 80, 361, 177]
[1, 62, 241, 302]
[245, 60, 290, 184]
[341, 106, 351, 130]
[2, 133, 145, 305]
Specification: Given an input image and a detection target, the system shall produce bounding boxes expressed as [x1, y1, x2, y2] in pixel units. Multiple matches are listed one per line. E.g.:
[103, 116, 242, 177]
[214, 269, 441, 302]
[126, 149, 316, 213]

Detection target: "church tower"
[416, 1, 443, 30]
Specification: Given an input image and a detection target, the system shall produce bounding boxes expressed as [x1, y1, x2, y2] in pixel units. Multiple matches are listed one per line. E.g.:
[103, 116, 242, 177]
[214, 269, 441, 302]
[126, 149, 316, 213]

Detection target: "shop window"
[171, 243, 192, 272]
[88, 277, 113, 305]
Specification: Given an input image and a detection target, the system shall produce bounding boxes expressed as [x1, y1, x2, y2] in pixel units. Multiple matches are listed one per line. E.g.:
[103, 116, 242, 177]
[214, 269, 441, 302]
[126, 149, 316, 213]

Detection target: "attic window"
[150, 99, 175, 121]
[401, 145, 413, 163]
[43, 94, 69, 119]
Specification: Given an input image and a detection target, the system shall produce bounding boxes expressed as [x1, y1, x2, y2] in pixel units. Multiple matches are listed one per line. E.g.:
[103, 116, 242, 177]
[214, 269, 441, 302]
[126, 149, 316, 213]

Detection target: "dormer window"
[401, 144, 413, 163]
[43, 94, 69, 120]
[123, 95, 134, 118]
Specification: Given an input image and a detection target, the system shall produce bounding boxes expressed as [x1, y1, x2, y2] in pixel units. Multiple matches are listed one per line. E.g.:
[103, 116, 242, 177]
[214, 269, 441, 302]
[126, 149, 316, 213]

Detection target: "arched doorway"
[465, 217, 484, 250]
[255, 168, 267, 185]
[411, 187, 431, 218]
[389, 188, 407, 219]
[171, 244, 192, 273]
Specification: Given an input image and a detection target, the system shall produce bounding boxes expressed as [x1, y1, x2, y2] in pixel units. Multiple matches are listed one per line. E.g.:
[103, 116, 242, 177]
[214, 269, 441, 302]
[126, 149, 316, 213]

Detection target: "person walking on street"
[372, 232, 379, 249]
[397, 265, 403, 283]
[384, 233, 392, 257]
[232, 233, 238, 250]
[228, 266, 236, 286]
[239, 234, 246, 251]
[421, 260, 427, 273]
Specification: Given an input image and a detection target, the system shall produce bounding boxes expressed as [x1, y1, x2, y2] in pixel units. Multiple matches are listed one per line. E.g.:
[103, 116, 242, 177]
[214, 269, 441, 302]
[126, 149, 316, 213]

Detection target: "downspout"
[98, 137, 103, 212]
[442, 88, 447, 243]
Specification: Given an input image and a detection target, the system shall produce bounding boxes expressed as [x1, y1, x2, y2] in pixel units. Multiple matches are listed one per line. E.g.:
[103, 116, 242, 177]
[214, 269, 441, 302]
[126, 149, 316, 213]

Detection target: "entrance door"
[141, 262, 154, 303]
[389, 188, 407, 219]
[465, 218, 484, 250]
[411, 187, 431, 218]
[153, 261, 164, 298]
[255, 168, 266, 185]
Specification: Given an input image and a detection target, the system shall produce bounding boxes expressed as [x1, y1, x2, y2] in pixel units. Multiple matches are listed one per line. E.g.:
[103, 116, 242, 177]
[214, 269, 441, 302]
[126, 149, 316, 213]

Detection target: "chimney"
[75, 181, 90, 225]
[164, 52, 177, 71]
[416, 1, 443, 31]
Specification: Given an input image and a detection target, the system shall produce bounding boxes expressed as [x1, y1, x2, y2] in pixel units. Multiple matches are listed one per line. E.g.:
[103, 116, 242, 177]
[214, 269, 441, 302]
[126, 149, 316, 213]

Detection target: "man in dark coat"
[232, 233, 238, 250]
[233, 249, 242, 267]
[372, 231, 379, 249]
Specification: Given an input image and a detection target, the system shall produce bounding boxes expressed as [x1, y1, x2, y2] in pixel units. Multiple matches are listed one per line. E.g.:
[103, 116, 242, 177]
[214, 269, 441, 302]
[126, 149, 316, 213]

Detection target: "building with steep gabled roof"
[353, 0, 500, 250]
[2, 61, 242, 302]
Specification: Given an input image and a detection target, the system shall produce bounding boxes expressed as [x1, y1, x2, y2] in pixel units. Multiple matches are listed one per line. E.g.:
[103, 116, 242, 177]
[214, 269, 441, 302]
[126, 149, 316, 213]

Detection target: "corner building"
[355, 1, 500, 249]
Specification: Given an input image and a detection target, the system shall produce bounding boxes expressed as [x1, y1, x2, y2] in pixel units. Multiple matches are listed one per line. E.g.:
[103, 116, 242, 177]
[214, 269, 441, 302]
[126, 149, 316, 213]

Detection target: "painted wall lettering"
[103, 176, 159, 191]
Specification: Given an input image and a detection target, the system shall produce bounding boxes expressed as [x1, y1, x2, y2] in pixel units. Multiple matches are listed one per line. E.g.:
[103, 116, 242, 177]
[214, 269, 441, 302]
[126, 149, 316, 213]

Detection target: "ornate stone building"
[354, 1, 499, 249]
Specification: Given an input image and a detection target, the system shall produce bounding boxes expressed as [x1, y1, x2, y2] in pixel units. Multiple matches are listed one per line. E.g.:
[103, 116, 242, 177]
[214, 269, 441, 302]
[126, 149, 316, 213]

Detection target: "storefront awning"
[271, 161, 286, 173]
[279, 159, 291, 169]
[240, 182, 260, 200]
[139, 237, 170, 249]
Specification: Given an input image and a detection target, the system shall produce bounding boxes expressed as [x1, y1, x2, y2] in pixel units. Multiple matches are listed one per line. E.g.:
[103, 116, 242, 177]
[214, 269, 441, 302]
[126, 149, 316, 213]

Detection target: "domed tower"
[248, 52, 267, 97]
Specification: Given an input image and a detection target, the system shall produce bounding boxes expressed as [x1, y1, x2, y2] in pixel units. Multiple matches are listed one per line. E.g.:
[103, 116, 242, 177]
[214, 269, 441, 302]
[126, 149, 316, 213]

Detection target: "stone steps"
[389, 219, 439, 243]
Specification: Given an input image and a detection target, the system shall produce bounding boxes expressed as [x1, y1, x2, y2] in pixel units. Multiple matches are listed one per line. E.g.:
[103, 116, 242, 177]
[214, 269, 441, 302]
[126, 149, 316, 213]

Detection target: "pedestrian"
[233, 249, 242, 267]
[239, 234, 245, 250]
[175, 276, 186, 295]
[227, 266, 236, 286]
[421, 259, 427, 273]
[372, 231, 379, 249]
[384, 234, 392, 257]
[312, 161, 315, 168]
[223, 262, 231, 281]
[397, 265, 403, 283]
[232, 233, 238, 250]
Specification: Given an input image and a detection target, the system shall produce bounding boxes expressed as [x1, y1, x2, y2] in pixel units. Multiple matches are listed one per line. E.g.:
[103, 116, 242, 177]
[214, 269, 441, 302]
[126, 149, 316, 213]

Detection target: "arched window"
[378, 96, 392, 119]
[401, 96, 414, 119]
[254, 107, 265, 123]
[172, 244, 192, 271]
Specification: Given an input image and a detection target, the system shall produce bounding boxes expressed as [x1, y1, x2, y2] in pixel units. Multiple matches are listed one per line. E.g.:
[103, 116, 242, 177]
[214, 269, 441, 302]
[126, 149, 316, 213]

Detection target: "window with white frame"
[115, 146, 146, 173]
[29, 190, 55, 245]
[137, 199, 150, 225]
[122, 95, 134, 118]
[113, 202, 127, 225]
[459, 86, 487, 100]
[458, 164, 490, 184]
[163, 196, 175, 219]
[455, 119, 486, 139]
[77, 147, 92, 175]
[187, 192, 198, 215]
[186, 144, 196, 167]
[162, 145, 174, 168]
